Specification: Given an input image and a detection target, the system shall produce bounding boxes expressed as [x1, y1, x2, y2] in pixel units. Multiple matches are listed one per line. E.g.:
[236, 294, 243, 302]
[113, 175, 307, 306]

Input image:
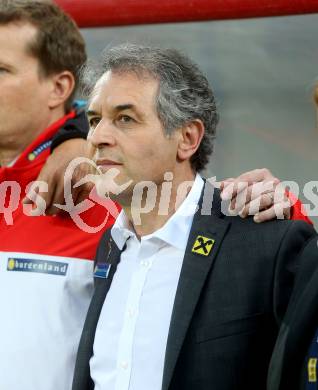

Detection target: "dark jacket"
[72, 185, 316, 390]
[268, 236, 318, 390]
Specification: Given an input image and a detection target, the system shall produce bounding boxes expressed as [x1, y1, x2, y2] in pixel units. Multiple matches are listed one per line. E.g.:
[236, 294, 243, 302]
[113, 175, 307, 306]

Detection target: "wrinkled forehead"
[88, 71, 111, 103]
[88, 69, 159, 108]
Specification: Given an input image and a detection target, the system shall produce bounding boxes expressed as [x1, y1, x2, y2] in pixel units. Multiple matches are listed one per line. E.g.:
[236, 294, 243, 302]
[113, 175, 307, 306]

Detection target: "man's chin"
[95, 178, 131, 201]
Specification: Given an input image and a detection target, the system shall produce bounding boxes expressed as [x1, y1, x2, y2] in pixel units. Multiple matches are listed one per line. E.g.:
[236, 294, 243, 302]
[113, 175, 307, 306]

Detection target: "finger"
[221, 169, 278, 200]
[22, 188, 39, 205]
[230, 179, 280, 211]
[223, 180, 249, 202]
[72, 189, 87, 207]
[233, 168, 277, 185]
[74, 183, 94, 205]
[68, 184, 84, 207]
[254, 201, 291, 223]
[239, 193, 274, 218]
[23, 192, 47, 216]
[23, 181, 49, 215]
[220, 178, 234, 192]
[25, 166, 54, 210]
[37, 190, 54, 213]
[225, 179, 270, 204]
[43, 183, 59, 215]
[240, 185, 280, 215]
[253, 207, 277, 223]
[228, 179, 277, 205]
[46, 170, 85, 214]
[22, 196, 34, 205]
[71, 165, 95, 205]
[228, 182, 249, 210]
[273, 200, 292, 220]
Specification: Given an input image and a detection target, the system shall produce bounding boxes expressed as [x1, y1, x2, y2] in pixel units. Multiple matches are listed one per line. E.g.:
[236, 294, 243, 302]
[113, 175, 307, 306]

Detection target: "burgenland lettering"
[7, 258, 68, 276]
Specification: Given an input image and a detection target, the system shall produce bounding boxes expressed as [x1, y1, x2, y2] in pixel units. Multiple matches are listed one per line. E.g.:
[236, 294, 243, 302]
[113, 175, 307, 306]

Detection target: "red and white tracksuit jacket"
[0, 112, 117, 390]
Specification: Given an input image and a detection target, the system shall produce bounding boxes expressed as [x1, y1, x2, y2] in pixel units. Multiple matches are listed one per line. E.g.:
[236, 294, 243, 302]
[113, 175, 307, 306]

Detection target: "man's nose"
[88, 120, 116, 148]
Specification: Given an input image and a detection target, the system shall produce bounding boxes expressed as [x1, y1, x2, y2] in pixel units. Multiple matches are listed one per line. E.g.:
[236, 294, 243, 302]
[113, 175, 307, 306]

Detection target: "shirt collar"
[111, 211, 135, 250]
[111, 174, 204, 251]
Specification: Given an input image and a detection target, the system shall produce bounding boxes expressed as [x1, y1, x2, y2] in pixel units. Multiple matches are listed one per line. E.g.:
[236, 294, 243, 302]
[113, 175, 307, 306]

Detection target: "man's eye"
[89, 117, 100, 128]
[117, 115, 134, 123]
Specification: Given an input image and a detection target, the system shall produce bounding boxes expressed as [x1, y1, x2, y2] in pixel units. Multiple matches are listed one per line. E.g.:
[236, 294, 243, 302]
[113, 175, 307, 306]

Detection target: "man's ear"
[48, 71, 75, 109]
[177, 120, 205, 162]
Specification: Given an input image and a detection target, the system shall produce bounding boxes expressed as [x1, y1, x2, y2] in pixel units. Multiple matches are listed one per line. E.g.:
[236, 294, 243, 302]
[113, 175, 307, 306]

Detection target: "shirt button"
[120, 361, 128, 370]
[128, 308, 135, 318]
[141, 260, 150, 268]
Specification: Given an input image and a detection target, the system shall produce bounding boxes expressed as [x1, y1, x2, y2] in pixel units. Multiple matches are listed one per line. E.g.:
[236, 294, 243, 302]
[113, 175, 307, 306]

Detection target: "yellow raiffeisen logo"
[192, 235, 215, 256]
[308, 358, 317, 382]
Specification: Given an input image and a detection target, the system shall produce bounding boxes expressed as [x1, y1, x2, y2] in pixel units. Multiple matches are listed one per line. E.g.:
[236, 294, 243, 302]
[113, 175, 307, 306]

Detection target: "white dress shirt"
[90, 174, 204, 390]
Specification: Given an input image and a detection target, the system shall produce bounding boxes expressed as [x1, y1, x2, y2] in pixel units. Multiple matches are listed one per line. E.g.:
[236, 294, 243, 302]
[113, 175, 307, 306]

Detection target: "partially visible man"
[267, 86, 318, 390]
[0, 2, 115, 389]
[72, 43, 315, 390]
[267, 237, 318, 390]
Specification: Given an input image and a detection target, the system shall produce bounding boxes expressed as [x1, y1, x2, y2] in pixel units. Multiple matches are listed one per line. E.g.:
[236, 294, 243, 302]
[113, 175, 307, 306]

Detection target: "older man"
[0, 2, 114, 389]
[71, 43, 315, 390]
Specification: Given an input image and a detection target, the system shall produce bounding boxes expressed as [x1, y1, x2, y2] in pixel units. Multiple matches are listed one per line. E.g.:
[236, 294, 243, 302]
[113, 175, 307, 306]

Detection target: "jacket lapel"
[72, 231, 122, 390]
[162, 184, 230, 390]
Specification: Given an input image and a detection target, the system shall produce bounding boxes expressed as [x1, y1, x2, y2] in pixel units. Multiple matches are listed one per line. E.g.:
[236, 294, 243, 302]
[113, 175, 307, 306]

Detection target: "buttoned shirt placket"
[115, 237, 156, 390]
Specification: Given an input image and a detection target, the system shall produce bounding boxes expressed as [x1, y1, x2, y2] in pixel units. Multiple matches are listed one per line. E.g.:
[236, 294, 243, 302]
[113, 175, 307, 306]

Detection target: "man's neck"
[0, 109, 66, 167]
[0, 148, 22, 167]
[123, 171, 196, 239]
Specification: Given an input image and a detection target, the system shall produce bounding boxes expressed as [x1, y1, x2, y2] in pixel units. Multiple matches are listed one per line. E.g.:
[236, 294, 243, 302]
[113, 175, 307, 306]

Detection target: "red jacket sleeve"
[289, 192, 313, 225]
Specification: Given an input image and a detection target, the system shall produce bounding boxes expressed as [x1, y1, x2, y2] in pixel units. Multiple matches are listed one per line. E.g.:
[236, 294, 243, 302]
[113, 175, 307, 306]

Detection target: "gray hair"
[82, 43, 218, 171]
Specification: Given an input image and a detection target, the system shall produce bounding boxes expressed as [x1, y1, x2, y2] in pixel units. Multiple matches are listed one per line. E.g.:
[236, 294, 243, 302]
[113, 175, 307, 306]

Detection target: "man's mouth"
[95, 159, 122, 171]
